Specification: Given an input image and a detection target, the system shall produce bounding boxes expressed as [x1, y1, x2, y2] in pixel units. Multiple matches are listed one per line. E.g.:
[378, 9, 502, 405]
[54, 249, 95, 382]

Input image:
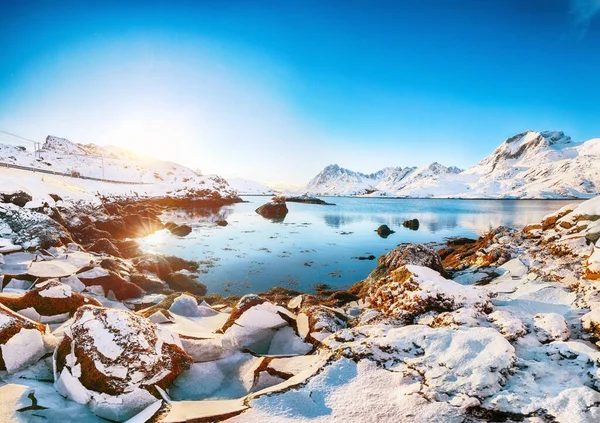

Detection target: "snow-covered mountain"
[226, 178, 276, 195]
[305, 130, 600, 199]
[0, 135, 239, 204]
[306, 163, 463, 196]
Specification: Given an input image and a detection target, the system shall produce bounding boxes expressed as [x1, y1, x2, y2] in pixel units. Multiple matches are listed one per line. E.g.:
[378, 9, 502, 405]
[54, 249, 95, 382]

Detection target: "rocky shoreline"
[1, 193, 600, 422]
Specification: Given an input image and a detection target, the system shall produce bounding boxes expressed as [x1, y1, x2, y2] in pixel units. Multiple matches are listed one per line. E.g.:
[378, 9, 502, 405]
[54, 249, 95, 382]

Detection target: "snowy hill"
[226, 178, 276, 195]
[0, 135, 239, 204]
[305, 130, 600, 199]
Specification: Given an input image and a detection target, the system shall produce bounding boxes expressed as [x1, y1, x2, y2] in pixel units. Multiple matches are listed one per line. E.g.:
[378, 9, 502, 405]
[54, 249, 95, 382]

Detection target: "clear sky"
[1, 0, 599, 187]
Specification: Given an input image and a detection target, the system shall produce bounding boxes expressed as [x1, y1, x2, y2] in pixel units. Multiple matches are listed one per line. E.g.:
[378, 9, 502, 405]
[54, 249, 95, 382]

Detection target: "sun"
[103, 111, 193, 162]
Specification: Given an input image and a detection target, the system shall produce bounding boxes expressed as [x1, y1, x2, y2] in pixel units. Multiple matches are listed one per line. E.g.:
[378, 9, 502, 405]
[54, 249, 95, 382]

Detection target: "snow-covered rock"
[370, 265, 492, 323]
[54, 305, 192, 421]
[0, 280, 101, 323]
[488, 310, 527, 341]
[533, 313, 571, 343]
[0, 304, 47, 373]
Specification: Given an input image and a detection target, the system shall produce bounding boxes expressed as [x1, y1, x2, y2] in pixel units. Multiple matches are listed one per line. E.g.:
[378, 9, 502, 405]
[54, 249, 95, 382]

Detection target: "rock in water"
[376, 224, 395, 238]
[256, 198, 288, 219]
[402, 218, 420, 230]
[169, 224, 192, 237]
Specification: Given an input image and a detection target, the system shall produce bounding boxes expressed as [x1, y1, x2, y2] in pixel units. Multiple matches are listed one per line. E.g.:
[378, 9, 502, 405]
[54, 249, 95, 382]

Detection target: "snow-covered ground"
[305, 130, 600, 198]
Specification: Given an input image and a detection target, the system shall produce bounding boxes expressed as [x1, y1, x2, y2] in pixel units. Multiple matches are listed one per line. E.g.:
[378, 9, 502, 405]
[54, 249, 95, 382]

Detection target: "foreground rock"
[0, 303, 47, 373]
[370, 265, 491, 323]
[54, 305, 192, 421]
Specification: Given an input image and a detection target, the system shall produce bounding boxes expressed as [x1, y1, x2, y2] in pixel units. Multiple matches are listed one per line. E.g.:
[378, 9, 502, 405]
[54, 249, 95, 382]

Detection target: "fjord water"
[139, 197, 579, 295]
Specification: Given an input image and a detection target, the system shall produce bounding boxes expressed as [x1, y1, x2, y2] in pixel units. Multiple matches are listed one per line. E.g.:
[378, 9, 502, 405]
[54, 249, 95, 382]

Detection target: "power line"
[0, 129, 37, 145]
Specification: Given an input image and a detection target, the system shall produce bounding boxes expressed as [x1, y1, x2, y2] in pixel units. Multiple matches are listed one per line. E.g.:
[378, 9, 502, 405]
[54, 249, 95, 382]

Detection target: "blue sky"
[1, 0, 599, 186]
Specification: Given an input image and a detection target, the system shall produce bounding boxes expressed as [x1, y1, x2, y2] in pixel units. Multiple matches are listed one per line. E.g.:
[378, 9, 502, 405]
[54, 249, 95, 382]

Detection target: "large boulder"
[0, 280, 101, 323]
[54, 305, 192, 421]
[379, 244, 446, 275]
[370, 265, 492, 324]
[0, 303, 47, 373]
[355, 244, 447, 297]
[256, 199, 288, 219]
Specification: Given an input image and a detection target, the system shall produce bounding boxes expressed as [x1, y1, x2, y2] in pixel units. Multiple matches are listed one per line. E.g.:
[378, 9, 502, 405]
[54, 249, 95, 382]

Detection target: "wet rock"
[1, 191, 32, 207]
[169, 224, 193, 237]
[402, 219, 420, 230]
[48, 193, 63, 202]
[165, 271, 207, 296]
[216, 219, 228, 226]
[375, 224, 394, 238]
[164, 221, 178, 231]
[54, 305, 192, 421]
[256, 199, 288, 219]
[353, 255, 376, 260]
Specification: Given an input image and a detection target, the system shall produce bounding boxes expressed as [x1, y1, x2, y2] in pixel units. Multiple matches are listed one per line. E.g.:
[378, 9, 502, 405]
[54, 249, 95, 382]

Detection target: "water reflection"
[139, 196, 582, 295]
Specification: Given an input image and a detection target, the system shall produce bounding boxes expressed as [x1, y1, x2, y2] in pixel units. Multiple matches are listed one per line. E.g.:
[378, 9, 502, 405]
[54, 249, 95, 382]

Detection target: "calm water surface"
[139, 197, 580, 295]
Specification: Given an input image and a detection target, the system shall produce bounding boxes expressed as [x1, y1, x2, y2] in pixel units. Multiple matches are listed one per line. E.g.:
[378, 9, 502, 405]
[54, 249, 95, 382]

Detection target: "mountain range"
[304, 130, 600, 198]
